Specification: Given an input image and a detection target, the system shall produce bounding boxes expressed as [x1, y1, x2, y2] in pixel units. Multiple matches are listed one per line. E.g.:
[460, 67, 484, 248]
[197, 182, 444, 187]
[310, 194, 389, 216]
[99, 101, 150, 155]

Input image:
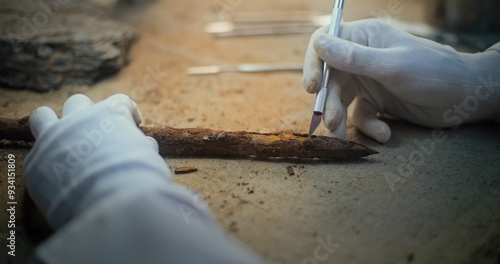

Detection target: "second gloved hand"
[24, 94, 266, 264]
[23, 94, 196, 229]
[303, 19, 500, 143]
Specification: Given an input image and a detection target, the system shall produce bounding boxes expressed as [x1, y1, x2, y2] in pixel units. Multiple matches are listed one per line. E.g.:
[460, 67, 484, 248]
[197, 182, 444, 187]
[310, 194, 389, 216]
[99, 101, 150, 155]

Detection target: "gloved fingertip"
[106, 93, 143, 125]
[323, 95, 344, 131]
[313, 34, 335, 53]
[358, 119, 391, 144]
[302, 69, 322, 94]
[63, 94, 94, 117]
[373, 123, 391, 144]
[131, 101, 143, 126]
[29, 106, 59, 139]
[145, 136, 159, 153]
[326, 127, 347, 139]
[324, 112, 343, 132]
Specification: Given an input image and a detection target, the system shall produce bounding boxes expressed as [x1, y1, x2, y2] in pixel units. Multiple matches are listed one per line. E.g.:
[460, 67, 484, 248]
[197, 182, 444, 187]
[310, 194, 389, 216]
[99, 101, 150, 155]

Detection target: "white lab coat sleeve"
[33, 175, 267, 264]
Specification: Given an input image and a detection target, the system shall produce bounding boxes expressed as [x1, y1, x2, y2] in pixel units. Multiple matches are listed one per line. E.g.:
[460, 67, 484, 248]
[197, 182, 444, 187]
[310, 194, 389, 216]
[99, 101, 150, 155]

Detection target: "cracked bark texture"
[0, 117, 377, 161]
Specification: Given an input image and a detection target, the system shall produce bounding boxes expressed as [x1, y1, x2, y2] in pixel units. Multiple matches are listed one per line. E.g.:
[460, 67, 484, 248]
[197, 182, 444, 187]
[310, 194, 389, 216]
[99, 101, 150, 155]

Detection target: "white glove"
[24, 94, 265, 264]
[303, 19, 500, 143]
[23, 93, 169, 228]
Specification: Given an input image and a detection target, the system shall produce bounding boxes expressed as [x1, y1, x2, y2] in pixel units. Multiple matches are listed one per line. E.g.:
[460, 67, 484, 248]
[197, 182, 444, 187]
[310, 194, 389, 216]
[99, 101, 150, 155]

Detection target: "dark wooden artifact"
[0, 117, 377, 161]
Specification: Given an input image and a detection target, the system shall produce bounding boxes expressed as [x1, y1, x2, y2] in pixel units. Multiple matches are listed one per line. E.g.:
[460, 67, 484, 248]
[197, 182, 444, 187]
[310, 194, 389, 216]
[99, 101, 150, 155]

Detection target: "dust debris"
[174, 166, 198, 174]
[406, 252, 414, 262]
[220, 200, 228, 209]
[229, 221, 238, 233]
[216, 132, 227, 139]
[287, 166, 295, 176]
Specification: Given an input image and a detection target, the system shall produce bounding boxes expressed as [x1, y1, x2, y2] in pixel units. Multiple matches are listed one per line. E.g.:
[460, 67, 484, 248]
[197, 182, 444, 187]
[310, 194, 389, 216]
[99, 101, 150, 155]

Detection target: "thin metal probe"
[308, 0, 345, 137]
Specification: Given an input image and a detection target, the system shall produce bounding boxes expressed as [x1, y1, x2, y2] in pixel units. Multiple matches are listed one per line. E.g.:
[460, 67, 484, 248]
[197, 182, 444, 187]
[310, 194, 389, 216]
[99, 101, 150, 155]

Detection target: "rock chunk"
[0, 2, 137, 91]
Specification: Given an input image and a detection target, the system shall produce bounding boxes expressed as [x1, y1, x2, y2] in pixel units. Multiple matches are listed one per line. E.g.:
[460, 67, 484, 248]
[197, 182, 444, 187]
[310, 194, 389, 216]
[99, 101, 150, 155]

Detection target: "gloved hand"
[24, 94, 265, 264]
[23, 94, 175, 229]
[303, 19, 500, 143]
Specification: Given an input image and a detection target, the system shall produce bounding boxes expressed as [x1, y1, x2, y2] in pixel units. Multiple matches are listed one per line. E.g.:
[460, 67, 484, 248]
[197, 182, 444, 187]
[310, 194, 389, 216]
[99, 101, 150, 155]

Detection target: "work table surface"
[1, 0, 499, 263]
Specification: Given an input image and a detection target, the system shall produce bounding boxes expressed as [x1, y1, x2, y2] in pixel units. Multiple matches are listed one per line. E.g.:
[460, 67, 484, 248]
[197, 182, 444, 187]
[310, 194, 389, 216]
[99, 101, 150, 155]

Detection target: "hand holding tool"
[308, 0, 345, 137]
[303, 19, 500, 143]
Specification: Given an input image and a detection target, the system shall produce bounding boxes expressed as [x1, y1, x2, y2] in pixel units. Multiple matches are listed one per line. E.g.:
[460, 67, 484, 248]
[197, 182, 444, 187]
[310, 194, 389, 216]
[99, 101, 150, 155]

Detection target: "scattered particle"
[216, 132, 227, 139]
[174, 166, 198, 174]
[259, 201, 264, 204]
[229, 221, 238, 232]
[287, 166, 295, 176]
[406, 252, 414, 262]
[187, 118, 195, 122]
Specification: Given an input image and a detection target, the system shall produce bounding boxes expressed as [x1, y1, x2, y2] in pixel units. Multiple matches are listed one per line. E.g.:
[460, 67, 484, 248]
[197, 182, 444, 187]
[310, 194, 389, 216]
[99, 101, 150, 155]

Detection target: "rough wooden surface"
[0, 117, 377, 160]
[0, 1, 137, 91]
